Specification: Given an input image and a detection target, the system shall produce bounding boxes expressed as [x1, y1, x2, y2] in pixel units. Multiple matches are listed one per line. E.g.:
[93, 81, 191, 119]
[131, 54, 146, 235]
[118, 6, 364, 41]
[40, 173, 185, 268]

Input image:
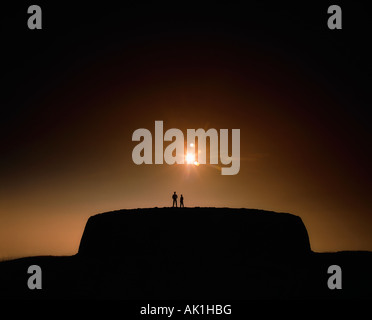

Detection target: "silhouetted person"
[180, 194, 184, 208]
[172, 191, 178, 207]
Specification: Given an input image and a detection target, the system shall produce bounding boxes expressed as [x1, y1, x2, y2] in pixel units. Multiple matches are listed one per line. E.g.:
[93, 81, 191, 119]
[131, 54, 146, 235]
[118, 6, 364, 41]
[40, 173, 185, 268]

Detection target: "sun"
[186, 153, 195, 164]
[186, 143, 199, 166]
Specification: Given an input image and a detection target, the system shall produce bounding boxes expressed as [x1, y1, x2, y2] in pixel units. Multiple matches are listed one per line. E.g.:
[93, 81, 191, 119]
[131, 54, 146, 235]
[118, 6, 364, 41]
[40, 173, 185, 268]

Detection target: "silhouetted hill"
[78, 207, 311, 258]
[1, 207, 371, 299]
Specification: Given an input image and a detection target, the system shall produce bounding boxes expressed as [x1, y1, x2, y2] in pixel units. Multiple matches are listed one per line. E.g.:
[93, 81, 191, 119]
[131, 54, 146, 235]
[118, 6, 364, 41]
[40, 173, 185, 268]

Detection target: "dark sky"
[1, 2, 371, 258]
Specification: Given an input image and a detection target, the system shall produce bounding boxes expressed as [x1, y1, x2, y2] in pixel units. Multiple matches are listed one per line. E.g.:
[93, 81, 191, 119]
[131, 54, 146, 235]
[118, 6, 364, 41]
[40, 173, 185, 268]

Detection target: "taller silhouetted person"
[172, 192, 178, 207]
[180, 194, 184, 208]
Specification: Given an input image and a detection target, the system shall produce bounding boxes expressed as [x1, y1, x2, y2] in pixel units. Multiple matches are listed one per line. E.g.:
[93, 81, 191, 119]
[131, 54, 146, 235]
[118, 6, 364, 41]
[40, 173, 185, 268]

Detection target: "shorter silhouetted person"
[180, 194, 184, 208]
[172, 191, 178, 207]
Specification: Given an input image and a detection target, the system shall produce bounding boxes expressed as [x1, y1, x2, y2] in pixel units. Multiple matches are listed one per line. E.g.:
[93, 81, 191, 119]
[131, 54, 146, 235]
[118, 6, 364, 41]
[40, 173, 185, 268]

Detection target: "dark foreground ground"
[1, 207, 371, 299]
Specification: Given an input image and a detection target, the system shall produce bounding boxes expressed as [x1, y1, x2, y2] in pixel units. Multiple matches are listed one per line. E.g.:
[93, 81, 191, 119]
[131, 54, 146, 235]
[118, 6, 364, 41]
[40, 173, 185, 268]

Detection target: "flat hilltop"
[1, 207, 371, 299]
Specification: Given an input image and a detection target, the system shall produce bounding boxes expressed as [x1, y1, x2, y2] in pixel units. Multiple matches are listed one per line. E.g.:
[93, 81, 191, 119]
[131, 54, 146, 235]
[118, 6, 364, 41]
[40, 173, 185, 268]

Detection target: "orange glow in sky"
[1, 5, 371, 260]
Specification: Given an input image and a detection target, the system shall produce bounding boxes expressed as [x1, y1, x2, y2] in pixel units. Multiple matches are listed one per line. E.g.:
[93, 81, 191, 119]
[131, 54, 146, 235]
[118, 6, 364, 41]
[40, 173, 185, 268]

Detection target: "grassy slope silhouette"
[1, 207, 371, 299]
